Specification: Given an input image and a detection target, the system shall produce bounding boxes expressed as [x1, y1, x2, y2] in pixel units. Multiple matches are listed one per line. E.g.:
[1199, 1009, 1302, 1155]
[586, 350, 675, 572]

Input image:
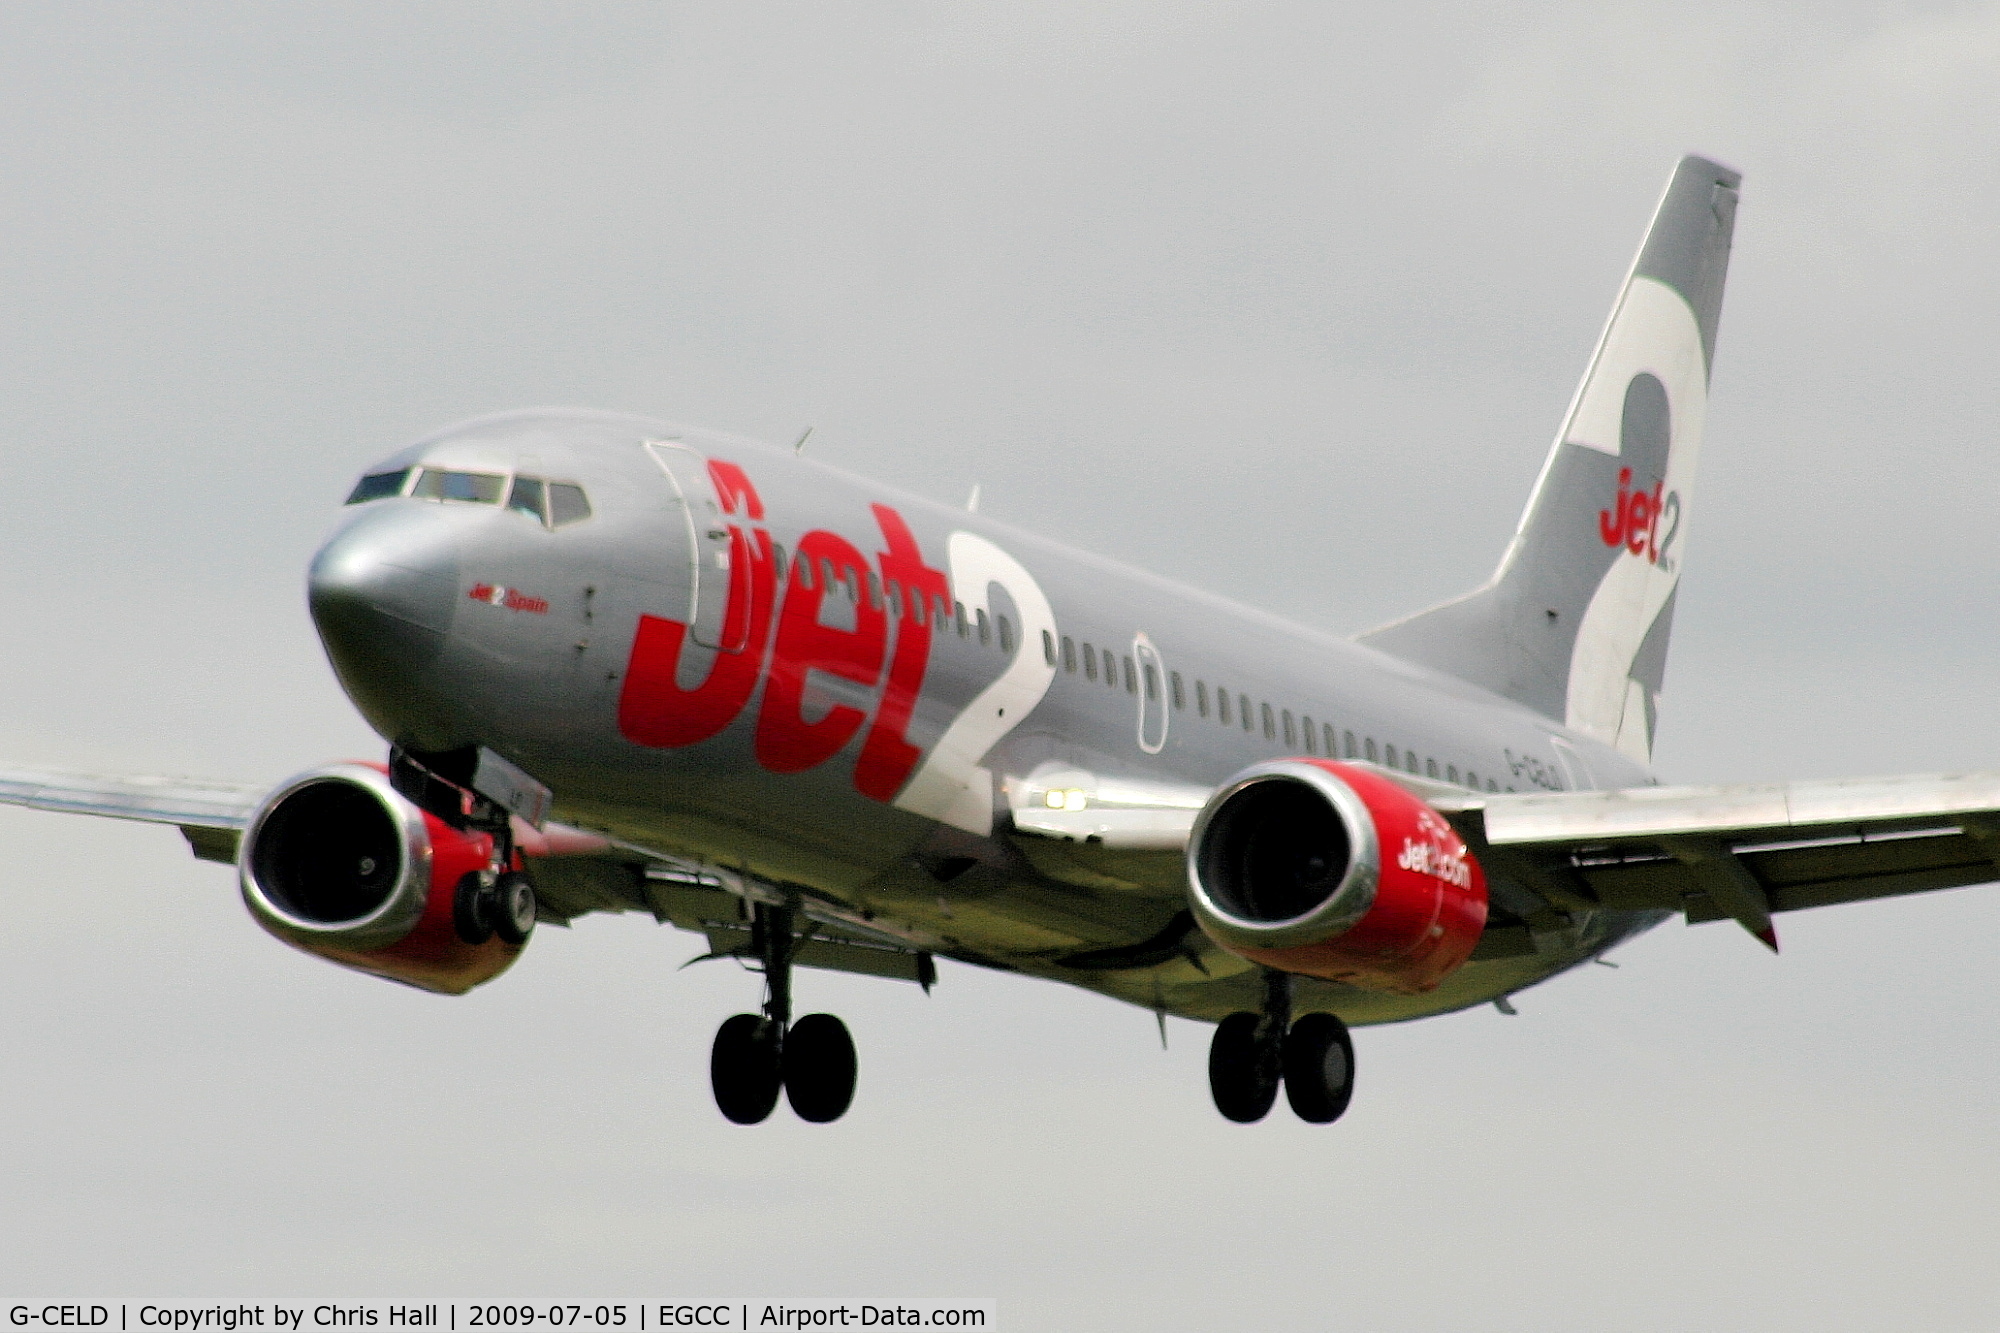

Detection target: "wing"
[0, 764, 937, 985]
[0, 765, 264, 863]
[1452, 771, 2000, 950]
[1003, 764, 2000, 952]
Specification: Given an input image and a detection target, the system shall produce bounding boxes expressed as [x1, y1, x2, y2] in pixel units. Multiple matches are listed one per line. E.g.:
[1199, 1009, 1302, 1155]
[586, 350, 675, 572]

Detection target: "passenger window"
[1261, 704, 1275, 740]
[933, 594, 950, 626]
[1326, 724, 1339, 758]
[1083, 644, 1098, 680]
[955, 602, 969, 636]
[1343, 730, 1357, 759]
[883, 576, 899, 618]
[1240, 695, 1252, 731]
[1123, 657, 1136, 694]
[1447, 765, 1460, 785]
[1426, 758, 1439, 778]
[413, 469, 506, 504]
[1487, 779, 1498, 792]
[998, 616, 1013, 654]
[1365, 738, 1378, 762]
[867, 572, 883, 610]
[547, 482, 592, 525]
[1169, 672, 1184, 709]
[346, 469, 411, 504]
[798, 556, 816, 590]
[1217, 689, 1230, 725]
[976, 608, 990, 645]
[1043, 629, 1057, 666]
[1062, 636, 1076, 672]
[1145, 664, 1160, 701]
[1407, 752, 1421, 774]
[1282, 710, 1296, 747]
[1193, 679, 1206, 716]
[1384, 744, 1398, 768]
[505, 476, 548, 524]
[774, 545, 790, 582]
[1302, 717, 1316, 754]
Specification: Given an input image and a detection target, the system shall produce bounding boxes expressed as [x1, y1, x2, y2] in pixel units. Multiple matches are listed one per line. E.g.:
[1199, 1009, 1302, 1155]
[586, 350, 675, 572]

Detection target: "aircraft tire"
[452, 872, 493, 945]
[711, 1014, 783, 1125]
[783, 1013, 858, 1123]
[1208, 1011, 1279, 1123]
[490, 871, 537, 946]
[1282, 1011, 1355, 1124]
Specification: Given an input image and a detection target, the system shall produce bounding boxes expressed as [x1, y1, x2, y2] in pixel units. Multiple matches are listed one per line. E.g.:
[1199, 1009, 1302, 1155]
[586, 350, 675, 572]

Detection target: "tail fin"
[1358, 155, 1739, 767]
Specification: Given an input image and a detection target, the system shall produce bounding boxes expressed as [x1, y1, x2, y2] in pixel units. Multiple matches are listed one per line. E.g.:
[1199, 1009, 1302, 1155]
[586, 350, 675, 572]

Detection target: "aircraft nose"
[309, 504, 462, 736]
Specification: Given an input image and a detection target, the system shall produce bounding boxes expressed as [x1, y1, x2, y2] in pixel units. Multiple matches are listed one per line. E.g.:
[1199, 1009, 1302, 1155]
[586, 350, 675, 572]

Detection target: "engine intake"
[240, 763, 524, 994]
[1188, 759, 1487, 994]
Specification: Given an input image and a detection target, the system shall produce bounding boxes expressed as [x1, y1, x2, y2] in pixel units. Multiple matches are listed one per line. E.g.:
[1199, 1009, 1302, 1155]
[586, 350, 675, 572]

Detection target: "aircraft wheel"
[452, 872, 493, 945]
[1283, 1012, 1355, 1124]
[1208, 1011, 1279, 1123]
[490, 871, 537, 946]
[711, 1014, 783, 1125]
[784, 1013, 858, 1123]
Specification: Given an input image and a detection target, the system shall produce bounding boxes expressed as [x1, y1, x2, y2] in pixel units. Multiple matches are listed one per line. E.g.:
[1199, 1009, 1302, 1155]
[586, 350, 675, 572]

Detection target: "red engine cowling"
[238, 763, 523, 995]
[1187, 759, 1487, 994]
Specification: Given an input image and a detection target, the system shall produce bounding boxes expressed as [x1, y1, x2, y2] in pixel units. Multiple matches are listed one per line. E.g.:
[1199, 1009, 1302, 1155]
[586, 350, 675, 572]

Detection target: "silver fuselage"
[311, 408, 1663, 1025]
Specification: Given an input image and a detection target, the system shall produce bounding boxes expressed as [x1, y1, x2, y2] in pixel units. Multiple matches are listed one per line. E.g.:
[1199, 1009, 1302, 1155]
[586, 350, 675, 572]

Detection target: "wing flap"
[645, 875, 936, 984]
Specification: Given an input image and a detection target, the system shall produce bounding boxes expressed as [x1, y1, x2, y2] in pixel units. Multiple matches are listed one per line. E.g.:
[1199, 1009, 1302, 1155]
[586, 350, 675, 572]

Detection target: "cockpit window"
[506, 476, 548, 524]
[345, 469, 411, 504]
[548, 483, 592, 527]
[411, 468, 505, 504]
[352, 462, 586, 525]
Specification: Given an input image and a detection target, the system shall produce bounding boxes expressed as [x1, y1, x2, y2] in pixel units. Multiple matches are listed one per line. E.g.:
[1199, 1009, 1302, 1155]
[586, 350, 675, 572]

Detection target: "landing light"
[1042, 788, 1089, 811]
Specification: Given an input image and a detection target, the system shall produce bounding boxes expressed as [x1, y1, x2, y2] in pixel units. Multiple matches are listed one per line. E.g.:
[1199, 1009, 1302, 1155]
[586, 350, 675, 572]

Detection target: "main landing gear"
[1208, 971, 1355, 1124]
[710, 902, 858, 1125]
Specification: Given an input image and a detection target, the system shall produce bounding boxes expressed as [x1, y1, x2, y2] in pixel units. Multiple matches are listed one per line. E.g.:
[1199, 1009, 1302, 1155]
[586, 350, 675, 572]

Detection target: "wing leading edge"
[0, 767, 262, 863]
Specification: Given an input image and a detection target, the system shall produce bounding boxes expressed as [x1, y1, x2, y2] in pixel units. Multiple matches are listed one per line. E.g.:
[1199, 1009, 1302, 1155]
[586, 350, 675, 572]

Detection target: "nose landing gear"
[452, 869, 538, 948]
[1208, 971, 1355, 1124]
[709, 902, 858, 1125]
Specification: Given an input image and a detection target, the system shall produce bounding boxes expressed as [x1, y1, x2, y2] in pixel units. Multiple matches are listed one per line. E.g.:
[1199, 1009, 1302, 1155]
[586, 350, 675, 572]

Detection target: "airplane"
[11, 153, 2000, 1127]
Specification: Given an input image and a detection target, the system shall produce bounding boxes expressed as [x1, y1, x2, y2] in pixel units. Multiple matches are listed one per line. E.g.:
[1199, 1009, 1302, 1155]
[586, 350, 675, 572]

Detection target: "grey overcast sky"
[3, 3, 1999, 1327]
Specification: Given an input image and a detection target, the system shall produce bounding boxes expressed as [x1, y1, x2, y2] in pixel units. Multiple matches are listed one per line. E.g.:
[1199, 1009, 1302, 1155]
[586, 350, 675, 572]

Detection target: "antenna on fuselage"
[793, 426, 813, 455]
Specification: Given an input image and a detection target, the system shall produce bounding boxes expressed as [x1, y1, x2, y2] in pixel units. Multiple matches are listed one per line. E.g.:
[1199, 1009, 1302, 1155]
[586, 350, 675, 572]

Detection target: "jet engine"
[238, 762, 525, 994]
[1187, 759, 1487, 994]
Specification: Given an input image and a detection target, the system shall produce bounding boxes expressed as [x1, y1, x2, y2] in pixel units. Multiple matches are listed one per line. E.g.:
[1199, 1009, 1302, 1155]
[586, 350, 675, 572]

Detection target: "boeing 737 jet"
[12, 155, 1999, 1125]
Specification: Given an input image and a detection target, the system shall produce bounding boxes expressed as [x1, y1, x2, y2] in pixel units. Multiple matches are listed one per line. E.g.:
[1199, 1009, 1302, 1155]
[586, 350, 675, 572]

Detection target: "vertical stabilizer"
[1358, 156, 1739, 766]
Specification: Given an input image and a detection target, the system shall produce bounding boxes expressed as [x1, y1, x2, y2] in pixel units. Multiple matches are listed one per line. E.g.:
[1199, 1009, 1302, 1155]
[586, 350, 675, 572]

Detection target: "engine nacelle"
[1187, 759, 1487, 994]
[239, 763, 523, 994]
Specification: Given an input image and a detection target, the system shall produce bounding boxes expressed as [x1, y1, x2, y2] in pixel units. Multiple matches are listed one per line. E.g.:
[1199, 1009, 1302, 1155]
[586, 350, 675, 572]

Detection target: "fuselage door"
[644, 442, 748, 652]
[1134, 633, 1168, 754]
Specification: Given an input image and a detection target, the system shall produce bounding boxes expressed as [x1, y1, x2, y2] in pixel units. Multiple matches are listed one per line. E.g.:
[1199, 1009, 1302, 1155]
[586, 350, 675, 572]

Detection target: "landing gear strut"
[709, 902, 858, 1125]
[1208, 971, 1354, 1124]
